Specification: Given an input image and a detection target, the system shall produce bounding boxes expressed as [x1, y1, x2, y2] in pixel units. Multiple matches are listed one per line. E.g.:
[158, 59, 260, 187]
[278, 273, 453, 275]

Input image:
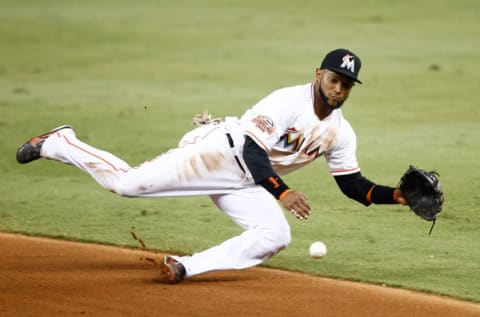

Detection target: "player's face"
[316, 69, 355, 109]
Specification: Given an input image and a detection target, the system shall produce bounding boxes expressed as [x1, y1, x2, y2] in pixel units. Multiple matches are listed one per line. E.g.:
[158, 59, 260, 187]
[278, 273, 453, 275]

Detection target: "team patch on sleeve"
[252, 115, 275, 135]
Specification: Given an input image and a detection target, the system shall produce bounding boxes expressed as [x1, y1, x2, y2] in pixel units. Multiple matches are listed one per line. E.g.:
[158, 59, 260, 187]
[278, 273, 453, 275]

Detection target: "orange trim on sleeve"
[278, 189, 290, 200]
[366, 185, 375, 204]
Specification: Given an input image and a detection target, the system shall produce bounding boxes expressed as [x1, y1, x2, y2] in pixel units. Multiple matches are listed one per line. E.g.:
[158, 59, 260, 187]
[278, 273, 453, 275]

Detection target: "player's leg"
[33, 127, 131, 190]
[27, 125, 249, 197]
[174, 187, 291, 278]
[114, 124, 249, 197]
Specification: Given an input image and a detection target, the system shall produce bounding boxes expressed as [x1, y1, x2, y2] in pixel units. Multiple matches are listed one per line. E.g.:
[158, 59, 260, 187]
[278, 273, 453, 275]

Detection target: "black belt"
[226, 133, 246, 174]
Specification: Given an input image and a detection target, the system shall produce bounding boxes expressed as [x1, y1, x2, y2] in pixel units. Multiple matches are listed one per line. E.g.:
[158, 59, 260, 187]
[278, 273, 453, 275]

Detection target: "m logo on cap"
[340, 54, 355, 73]
[320, 49, 362, 83]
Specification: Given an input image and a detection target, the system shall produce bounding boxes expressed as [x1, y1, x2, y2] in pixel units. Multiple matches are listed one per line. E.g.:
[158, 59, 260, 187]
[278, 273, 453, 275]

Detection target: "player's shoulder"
[332, 109, 352, 128]
[331, 110, 356, 142]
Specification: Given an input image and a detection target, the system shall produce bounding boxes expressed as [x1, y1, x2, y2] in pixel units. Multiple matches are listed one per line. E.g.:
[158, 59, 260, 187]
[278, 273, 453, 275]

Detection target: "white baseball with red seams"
[39, 83, 359, 278]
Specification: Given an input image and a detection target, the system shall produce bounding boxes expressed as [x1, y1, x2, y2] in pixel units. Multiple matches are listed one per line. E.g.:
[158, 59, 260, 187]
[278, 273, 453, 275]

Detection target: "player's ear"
[315, 68, 323, 80]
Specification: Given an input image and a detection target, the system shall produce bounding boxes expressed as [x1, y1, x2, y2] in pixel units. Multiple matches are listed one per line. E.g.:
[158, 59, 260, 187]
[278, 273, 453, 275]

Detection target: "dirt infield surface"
[1, 233, 479, 317]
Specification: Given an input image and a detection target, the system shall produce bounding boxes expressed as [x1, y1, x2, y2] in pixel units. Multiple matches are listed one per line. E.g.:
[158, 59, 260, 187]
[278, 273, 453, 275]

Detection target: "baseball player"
[16, 48, 407, 283]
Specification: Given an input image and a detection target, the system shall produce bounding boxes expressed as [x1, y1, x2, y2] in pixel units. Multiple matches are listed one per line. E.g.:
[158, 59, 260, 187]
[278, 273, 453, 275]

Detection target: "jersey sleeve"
[240, 89, 295, 151]
[324, 119, 360, 176]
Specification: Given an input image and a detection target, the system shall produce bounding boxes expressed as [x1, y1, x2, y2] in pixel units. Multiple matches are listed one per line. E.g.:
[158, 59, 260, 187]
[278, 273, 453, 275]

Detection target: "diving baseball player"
[16, 48, 407, 283]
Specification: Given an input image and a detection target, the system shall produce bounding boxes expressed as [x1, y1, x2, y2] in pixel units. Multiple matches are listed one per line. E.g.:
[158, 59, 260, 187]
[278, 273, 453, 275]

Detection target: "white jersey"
[240, 83, 360, 176]
[32, 82, 360, 281]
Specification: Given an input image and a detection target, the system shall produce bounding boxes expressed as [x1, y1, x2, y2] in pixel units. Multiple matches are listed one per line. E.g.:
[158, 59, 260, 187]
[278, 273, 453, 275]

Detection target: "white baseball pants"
[40, 122, 291, 278]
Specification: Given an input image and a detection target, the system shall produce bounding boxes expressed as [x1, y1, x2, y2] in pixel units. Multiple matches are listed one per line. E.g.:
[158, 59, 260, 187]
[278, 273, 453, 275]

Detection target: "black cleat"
[159, 256, 186, 284]
[16, 125, 73, 164]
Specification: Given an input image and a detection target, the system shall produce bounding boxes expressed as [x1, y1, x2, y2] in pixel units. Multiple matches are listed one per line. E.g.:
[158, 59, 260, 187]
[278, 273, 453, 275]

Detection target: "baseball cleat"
[159, 256, 186, 284]
[16, 125, 73, 164]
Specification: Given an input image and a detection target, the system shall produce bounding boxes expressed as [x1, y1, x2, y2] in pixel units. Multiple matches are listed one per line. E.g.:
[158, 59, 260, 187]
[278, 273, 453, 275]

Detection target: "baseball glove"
[399, 166, 444, 226]
[192, 110, 222, 126]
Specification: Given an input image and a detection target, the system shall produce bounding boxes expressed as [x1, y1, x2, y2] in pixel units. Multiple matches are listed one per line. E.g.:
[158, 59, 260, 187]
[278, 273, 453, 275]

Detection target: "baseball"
[309, 241, 327, 258]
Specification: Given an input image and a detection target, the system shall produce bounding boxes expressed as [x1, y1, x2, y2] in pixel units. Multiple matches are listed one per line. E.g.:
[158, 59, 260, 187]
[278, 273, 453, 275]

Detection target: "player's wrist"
[278, 189, 290, 200]
[369, 185, 398, 204]
[393, 188, 407, 205]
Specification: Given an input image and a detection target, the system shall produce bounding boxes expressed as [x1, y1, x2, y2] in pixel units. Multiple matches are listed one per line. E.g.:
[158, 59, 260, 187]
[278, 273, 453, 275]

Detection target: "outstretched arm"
[334, 172, 406, 206]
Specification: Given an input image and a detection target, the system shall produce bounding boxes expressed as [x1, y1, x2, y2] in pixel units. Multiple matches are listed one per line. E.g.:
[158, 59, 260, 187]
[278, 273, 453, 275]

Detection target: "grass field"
[1, 0, 479, 302]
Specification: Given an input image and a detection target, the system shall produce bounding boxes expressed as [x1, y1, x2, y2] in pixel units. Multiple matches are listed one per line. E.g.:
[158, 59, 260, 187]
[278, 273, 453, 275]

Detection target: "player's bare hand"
[394, 188, 407, 205]
[280, 190, 311, 220]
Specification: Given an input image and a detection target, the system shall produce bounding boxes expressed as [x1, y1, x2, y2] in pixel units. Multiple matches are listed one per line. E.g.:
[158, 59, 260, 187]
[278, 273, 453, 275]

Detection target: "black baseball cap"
[320, 49, 362, 84]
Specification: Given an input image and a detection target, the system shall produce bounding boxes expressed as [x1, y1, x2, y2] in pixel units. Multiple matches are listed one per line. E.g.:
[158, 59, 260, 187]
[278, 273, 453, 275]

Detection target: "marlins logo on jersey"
[277, 125, 334, 158]
[278, 127, 304, 152]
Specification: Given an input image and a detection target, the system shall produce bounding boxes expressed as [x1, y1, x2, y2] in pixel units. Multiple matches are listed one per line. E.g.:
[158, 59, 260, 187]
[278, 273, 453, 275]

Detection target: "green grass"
[1, 0, 479, 302]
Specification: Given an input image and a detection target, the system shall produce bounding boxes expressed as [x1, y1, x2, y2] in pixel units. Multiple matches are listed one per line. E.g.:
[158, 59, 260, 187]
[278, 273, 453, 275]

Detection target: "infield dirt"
[1, 232, 479, 317]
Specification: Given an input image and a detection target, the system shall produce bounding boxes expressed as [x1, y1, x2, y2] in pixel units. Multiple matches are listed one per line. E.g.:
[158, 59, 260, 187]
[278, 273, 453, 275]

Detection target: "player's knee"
[112, 186, 135, 197]
[260, 223, 291, 254]
[114, 176, 144, 197]
[275, 224, 292, 249]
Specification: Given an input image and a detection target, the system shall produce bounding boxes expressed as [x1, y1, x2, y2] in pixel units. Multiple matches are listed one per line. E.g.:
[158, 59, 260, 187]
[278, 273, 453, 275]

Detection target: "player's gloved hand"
[280, 190, 311, 220]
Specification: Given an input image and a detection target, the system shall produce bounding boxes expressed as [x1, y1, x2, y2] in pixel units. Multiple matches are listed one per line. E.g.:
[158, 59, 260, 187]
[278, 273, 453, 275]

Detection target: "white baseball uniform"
[40, 83, 359, 277]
